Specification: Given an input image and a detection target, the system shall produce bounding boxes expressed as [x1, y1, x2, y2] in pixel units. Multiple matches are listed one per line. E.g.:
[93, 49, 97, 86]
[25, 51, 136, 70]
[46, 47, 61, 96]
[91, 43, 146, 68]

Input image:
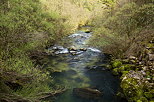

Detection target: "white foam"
[55, 48, 69, 54]
[87, 48, 101, 53]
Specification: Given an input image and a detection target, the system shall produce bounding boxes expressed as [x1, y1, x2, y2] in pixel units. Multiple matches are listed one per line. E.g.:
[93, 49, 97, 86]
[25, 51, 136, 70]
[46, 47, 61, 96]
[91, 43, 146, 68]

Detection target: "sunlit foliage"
[89, 0, 154, 58]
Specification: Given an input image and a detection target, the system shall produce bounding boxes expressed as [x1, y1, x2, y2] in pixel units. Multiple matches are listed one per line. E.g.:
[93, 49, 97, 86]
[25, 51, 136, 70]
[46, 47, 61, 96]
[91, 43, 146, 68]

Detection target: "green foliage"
[89, 1, 154, 58]
[0, 0, 72, 101]
[15, 81, 51, 101]
[1, 0, 106, 101]
[144, 91, 154, 99]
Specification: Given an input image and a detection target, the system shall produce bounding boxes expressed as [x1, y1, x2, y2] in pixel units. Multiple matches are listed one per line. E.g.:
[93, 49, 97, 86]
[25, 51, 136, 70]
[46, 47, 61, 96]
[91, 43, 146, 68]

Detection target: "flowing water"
[45, 30, 126, 102]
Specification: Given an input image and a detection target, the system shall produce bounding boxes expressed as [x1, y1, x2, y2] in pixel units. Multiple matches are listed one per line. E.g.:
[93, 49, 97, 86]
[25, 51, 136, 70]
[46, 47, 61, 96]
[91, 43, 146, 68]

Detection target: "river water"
[45, 30, 126, 102]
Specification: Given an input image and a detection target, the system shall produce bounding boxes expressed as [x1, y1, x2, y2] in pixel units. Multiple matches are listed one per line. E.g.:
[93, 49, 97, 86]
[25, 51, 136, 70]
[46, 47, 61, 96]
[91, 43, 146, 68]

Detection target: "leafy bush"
[89, 1, 154, 58]
[0, 0, 71, 101]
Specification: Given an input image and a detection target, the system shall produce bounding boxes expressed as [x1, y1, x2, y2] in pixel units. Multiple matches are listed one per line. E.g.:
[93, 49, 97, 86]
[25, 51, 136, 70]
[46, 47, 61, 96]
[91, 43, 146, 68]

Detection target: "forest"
[0, 0, 154, 102]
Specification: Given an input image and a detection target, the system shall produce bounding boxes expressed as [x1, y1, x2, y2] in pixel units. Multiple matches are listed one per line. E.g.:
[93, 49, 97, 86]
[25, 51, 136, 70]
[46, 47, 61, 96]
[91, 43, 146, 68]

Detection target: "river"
[45, 29, 126, 102]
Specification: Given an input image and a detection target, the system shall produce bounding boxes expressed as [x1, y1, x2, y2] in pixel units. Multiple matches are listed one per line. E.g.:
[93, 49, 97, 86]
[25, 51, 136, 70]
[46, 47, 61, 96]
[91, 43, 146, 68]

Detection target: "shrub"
[89, 2, 154, 58]
[0, 0, 69, 101]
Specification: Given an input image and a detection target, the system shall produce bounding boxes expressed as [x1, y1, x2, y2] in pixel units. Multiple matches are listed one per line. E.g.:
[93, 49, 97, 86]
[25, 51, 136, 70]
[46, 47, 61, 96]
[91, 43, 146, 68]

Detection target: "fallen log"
[73, 88, 102, 99]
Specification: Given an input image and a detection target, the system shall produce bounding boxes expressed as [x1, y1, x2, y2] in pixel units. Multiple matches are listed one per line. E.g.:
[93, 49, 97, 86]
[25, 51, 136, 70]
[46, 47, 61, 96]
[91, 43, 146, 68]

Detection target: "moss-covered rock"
[112, 60, 122, 68]
[121, 77, 143, 101]
[111, 60, 136, 76]
[123, 64, 136, 71]
[120, 70, 154, 102]
[121, 71, 129, 76]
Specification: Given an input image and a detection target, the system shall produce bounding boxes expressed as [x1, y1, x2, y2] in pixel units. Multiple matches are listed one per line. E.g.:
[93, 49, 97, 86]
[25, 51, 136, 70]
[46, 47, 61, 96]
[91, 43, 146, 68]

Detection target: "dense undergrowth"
[0, 0, 67, 101]
[89, 0, 154, 101]
[90, 0, 154, 58]
[0, 0, 95, 101]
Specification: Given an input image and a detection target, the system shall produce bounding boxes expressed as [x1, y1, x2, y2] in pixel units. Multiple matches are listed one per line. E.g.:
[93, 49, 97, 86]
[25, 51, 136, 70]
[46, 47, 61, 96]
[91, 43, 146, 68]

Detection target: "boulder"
[85, 30, 91, 33]
[120, 71, 152, 102]
[73, 88, 102, 99]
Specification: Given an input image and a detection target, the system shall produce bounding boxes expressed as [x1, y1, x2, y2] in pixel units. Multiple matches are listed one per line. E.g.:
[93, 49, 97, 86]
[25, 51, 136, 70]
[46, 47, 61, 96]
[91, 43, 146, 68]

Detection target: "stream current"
[46, 30, 126, 102]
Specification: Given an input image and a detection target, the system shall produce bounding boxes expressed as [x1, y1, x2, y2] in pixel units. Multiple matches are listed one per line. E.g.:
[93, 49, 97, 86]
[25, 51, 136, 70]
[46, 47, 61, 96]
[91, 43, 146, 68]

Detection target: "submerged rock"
[73, 88, 102, 99]
[66, 69, 77, 76]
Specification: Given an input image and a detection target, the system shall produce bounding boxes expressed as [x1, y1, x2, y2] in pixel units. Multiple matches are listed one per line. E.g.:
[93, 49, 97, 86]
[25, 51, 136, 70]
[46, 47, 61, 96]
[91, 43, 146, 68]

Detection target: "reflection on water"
[45, 30, 126, 102]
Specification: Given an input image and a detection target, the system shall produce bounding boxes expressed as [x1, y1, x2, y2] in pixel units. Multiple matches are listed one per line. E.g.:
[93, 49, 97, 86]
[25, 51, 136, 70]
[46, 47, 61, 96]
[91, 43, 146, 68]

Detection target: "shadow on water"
[45, 30, 127, 102]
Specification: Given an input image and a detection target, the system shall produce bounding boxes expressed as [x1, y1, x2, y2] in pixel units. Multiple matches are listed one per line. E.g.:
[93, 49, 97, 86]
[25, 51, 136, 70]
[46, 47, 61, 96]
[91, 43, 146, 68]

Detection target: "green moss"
[121, 71, 129, 76]
[144, 90, 154, 99]
[112, 68, 119, 75]
[112, 60, 122, 68]
[119, 66, 125, 71]
[112, 63, 135, 75]
[112, 66, 125, 75]
[123, 64, 136, 71]
[121, 78, 145, 101]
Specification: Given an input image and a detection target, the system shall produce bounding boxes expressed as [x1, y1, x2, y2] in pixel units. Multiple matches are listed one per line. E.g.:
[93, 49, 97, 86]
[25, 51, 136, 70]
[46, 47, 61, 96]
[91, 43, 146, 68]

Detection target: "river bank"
[108, 39, 154, 102]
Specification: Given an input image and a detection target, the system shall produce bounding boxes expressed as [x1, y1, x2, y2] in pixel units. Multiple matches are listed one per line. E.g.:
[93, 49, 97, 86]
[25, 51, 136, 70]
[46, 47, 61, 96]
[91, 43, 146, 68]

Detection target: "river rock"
[68, 46, 77, 51]
[80, 48, 87, 51]
[69, 51, 77, 55]
[46, 45, 66, 55]
[55, 48, 69, 54]
[52, 45, 64, 50]
[85, 31, 91, 33]
[73, 88, 102, 99]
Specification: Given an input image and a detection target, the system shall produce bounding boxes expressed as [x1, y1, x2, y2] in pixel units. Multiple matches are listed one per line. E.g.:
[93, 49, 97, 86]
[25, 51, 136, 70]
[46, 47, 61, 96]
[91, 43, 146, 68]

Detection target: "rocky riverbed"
[43, 29, 126, 102]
